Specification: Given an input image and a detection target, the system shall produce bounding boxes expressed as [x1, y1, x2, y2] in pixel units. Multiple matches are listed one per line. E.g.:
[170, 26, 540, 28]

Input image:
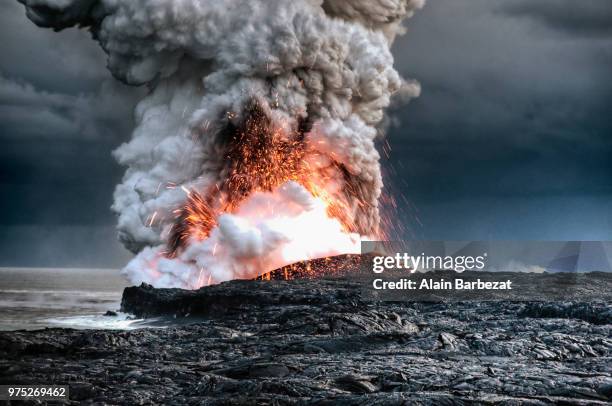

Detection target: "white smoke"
[19, 0, 424, 288]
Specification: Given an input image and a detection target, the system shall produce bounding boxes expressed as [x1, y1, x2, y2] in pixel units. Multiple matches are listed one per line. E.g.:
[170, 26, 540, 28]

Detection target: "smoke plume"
[19, 0, 423, 288]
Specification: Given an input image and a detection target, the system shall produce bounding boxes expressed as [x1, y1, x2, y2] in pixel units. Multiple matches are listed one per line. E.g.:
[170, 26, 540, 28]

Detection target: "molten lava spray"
[20, 0, 424, 288]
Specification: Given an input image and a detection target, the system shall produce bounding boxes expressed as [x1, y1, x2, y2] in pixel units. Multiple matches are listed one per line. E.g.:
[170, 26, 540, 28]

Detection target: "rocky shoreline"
[1, 270, 611, 404]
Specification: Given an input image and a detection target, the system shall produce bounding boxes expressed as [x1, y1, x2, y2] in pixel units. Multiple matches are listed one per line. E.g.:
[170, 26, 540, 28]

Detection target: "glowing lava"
[124, 102, 366, 288]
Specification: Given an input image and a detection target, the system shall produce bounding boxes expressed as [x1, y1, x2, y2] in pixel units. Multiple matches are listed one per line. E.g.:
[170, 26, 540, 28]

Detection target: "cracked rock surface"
[1, 272, 611, 405]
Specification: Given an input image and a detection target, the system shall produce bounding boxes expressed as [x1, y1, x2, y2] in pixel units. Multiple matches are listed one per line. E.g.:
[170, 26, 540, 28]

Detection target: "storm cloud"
[500, 0, 612, 37]
[389, 0, 612, 238]
[0, 1, 142, 267]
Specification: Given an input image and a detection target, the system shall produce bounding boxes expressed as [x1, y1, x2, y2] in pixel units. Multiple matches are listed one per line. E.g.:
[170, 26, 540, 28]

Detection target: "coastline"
[1, 273, 610, 404]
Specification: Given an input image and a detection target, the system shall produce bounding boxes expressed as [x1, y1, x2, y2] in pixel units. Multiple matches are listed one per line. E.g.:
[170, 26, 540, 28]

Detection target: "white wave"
[43, 312, 148, 330]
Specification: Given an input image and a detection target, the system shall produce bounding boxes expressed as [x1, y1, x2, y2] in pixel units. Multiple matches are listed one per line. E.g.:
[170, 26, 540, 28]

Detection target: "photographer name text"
[373, 278, 513, 290]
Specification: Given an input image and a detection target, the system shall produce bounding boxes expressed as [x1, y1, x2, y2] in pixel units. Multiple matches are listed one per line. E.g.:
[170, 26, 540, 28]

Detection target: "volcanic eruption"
[20, 0, 424, 288]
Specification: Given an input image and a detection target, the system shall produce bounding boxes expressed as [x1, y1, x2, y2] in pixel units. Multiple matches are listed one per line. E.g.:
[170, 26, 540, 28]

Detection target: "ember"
[167, 101, 367, 260]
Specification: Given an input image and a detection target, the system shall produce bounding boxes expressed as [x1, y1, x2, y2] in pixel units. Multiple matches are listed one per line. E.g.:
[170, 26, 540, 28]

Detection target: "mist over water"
[0, 267, 130, 330]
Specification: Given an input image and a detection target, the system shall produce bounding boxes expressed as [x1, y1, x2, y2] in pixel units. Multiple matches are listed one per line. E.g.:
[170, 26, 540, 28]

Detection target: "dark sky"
[1, 0, 611, 268]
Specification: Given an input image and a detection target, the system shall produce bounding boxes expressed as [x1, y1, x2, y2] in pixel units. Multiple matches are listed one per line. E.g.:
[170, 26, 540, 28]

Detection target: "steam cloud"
[19, 0, 423, 288]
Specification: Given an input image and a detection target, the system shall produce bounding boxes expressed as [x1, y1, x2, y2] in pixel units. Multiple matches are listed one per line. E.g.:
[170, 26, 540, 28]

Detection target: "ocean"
[0, 267, 143, 331]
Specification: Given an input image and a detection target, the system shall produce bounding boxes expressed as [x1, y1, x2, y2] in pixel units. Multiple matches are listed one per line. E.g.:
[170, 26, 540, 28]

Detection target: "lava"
[166, 101, 366, 263]
[255, 254, 367, 281]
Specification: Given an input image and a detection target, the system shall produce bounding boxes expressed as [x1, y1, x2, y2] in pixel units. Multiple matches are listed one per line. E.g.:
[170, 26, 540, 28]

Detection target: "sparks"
[167, 101, 370, 259]
[147, 211, 158, 227]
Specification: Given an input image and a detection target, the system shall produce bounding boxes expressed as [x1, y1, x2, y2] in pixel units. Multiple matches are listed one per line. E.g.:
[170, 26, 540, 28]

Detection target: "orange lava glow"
[166, 101, 366, 259]
[255, 254, 365, 280]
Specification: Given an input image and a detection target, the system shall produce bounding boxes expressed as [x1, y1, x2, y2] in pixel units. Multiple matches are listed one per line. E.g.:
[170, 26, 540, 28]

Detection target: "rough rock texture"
[1, 272, 611, 404]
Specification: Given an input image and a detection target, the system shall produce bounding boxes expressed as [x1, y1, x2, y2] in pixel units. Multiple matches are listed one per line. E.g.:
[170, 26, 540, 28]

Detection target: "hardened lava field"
[1, 264, 611, 405]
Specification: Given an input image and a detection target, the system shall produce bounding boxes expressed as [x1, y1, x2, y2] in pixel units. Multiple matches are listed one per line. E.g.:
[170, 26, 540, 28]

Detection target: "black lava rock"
[1, 271, 611, 404]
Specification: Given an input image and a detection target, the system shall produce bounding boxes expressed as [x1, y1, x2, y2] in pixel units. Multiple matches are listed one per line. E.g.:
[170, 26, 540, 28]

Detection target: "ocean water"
[0, 267, 146, 331]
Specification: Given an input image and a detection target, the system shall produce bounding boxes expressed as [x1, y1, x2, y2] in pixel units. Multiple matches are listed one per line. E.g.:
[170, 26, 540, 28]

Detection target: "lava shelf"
[254, 254, 366, 280]
[3, 271, 611, 404]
